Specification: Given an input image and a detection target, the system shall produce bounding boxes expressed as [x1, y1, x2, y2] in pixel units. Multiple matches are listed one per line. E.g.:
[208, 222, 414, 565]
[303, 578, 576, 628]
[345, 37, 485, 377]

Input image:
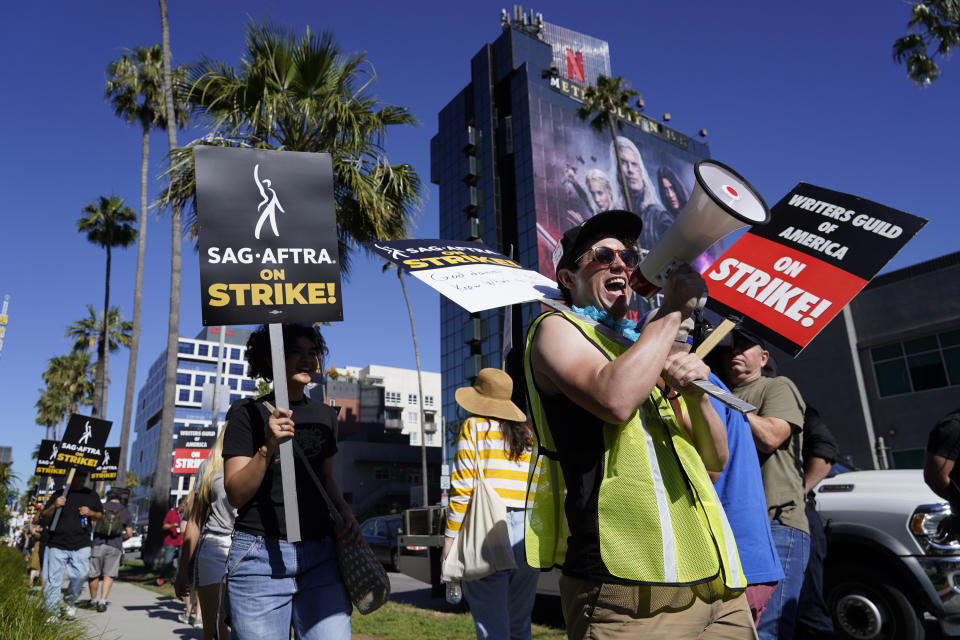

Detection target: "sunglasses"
[577, 246, 640, 269]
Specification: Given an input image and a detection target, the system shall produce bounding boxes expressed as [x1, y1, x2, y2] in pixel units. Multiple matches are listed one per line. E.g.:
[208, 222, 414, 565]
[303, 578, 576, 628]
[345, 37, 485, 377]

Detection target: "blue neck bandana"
[571, 305, 642, 343]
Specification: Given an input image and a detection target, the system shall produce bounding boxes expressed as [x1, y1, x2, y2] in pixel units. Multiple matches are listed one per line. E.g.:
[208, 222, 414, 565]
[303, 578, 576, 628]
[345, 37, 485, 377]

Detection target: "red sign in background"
[172, 448, 212, 474]
[705, 234, 867, 354]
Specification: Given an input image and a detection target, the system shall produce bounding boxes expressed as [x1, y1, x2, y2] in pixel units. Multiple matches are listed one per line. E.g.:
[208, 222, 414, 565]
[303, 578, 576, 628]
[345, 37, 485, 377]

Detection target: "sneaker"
[63, 605, 77, 620]
[177, 613, 189, 624]
[97, 601, 107, 613]
[189, 616, 199, 628]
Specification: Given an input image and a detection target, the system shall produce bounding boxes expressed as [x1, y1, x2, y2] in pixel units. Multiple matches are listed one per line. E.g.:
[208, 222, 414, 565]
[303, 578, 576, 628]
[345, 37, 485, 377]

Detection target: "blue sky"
[2, 1, 957, 490]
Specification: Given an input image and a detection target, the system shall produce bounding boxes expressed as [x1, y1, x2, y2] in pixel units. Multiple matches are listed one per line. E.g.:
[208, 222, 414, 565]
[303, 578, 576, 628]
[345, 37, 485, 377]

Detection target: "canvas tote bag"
[441, 423, 517, 582]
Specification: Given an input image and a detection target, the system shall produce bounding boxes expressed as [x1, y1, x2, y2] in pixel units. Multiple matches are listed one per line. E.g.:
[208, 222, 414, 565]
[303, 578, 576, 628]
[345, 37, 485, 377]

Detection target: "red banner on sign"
[172, 448, 211, 474]
[705, 234, 867, 353]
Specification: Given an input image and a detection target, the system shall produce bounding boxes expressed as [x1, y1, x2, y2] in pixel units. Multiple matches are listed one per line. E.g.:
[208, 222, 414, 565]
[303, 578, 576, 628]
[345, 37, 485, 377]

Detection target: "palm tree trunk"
[117, 124, 150, 487]
[608, 114, 632, 213]
[94, 247, 112, 417]
[399, 271, 428, 508]
[147, 0, 182, 567]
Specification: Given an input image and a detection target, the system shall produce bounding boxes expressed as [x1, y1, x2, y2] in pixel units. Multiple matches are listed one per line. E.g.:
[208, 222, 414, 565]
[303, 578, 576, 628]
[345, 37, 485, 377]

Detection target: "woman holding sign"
[222, 324, 361, 640]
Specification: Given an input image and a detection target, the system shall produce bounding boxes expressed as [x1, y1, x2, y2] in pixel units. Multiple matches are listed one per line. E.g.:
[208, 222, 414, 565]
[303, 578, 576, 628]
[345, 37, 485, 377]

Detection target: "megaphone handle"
[694, 318, 736, 359]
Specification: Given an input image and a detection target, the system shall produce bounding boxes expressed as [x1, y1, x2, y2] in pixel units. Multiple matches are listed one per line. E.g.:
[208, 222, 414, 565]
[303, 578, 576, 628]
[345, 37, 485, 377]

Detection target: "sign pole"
[268, 324, 301, 543]
[96, 480, 104, 497]
[49, 467, 76, 532]
[694, 318, 736, 359]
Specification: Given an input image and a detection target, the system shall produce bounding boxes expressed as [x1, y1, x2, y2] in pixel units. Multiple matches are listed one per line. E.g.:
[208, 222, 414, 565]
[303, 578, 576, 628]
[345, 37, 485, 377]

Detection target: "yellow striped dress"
[444, 416, 536, 537]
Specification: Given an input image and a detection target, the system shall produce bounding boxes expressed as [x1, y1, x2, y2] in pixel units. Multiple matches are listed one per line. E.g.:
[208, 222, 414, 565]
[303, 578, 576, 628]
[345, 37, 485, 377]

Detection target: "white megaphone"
[630, 159, 770, 298]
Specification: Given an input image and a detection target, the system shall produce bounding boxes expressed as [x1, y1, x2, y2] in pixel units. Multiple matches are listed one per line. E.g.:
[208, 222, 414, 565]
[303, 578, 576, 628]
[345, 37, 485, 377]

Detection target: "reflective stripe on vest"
[524, 310, 746, 589]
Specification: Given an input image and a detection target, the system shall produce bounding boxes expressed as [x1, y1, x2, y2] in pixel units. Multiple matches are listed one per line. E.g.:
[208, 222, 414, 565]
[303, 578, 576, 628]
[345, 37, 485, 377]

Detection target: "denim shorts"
[226, 531, 351, 640]
[194, 531, 232, 587]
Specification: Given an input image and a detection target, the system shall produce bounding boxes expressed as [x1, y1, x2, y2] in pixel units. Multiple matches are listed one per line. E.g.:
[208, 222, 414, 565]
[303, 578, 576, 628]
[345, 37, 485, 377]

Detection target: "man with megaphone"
[523, 210, 756, 638]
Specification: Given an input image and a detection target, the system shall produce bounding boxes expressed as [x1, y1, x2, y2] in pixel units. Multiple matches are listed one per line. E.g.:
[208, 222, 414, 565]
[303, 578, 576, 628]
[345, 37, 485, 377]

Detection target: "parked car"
[817, 469, 960, 640]
[122, 534, 142, 553]
[361, 514, 403, 571]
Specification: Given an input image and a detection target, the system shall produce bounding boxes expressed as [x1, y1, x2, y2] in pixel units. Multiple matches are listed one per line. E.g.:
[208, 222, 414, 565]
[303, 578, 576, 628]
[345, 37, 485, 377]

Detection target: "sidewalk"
[75, 571, 433, 639]
[75, 581, 201, 640]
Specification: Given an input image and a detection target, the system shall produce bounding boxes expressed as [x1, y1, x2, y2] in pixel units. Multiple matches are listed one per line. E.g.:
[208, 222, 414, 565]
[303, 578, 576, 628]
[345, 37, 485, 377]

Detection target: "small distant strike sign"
[195, 147, 343, 325]
[706, 183, 927, 355]
[35, 439, 67, 477]
[92, 446, 120, 481]
[57, 414, 111, 469]
[171, 423, 217, 474]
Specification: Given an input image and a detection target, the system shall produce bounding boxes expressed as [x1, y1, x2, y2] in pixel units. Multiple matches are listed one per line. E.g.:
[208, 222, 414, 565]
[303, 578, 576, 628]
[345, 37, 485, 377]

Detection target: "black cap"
[732, 326, 767, 350]
[553, 210, 643, 274]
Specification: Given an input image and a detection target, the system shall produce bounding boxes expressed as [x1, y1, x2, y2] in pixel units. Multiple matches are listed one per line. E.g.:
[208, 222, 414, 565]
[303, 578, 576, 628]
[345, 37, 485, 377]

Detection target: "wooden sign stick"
[268, 324, 301, 543]
[695, 318, 737, 358]
[49, 467, 76, 532]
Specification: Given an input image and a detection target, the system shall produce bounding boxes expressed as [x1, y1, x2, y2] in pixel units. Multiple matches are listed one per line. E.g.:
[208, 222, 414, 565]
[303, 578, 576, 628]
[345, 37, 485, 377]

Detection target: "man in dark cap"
[525, 211, 754, 638]
[719, 329, 807, 640]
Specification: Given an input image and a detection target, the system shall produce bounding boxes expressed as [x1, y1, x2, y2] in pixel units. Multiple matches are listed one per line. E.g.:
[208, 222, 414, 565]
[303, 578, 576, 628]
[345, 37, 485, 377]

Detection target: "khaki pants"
[560, 575, 758, 640]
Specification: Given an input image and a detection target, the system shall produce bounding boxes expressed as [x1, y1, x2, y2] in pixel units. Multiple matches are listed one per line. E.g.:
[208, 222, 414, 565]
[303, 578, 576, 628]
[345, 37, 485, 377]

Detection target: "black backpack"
[95, 506, 125, 538]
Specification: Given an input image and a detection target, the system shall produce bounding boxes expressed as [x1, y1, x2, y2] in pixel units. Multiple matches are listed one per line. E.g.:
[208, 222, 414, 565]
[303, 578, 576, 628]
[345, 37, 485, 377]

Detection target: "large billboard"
[529, 90, 721, 320]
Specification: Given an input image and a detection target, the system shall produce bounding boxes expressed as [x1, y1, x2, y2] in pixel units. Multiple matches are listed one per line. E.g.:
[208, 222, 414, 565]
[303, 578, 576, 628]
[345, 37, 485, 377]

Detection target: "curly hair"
[245, 323, 328, 382]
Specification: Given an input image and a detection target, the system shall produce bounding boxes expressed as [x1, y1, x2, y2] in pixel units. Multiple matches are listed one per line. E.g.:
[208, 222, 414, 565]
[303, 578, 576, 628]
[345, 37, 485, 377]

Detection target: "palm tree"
[576, 75, 640, 213]
[66, 305, 133, 412]
[894, 0, 960, 85]
[146, 0, 184, 568]
[383, 262, 428, 507]
[105, 43, 188, 486]
[38, 352, 95, 439]
[77, 195, 137, 418]
[159, 21, 423, 274]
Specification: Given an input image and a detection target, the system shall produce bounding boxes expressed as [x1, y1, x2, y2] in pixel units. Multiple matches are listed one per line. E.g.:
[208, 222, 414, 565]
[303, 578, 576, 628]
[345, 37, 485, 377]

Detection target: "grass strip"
[0, 547, 93, 640]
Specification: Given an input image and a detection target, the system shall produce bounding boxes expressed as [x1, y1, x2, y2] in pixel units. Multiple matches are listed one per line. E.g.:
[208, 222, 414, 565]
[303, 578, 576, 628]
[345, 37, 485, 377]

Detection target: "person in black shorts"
[222, 324, 361, 640]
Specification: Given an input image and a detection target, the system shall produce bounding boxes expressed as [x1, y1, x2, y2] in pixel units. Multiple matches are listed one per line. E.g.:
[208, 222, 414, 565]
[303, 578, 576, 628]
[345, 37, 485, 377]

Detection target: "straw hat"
[455, 368, 526, 422]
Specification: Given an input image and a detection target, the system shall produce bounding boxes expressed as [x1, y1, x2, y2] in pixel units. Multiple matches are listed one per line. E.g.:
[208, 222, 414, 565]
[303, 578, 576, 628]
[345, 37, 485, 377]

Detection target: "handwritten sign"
[366, 239, 560, 313]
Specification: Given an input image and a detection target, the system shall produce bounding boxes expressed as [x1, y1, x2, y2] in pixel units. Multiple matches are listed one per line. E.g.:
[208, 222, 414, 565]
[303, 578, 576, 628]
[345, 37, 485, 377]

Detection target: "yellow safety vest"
[523, 310, 746, 589]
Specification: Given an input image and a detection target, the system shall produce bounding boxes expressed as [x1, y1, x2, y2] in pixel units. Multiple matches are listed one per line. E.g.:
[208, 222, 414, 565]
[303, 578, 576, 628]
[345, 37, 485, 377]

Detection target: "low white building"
[331, 364, 442, 448]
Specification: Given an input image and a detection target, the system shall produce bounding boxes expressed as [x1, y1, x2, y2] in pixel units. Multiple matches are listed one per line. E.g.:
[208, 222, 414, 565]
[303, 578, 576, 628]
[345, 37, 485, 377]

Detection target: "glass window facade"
[871, 329, 960, 396]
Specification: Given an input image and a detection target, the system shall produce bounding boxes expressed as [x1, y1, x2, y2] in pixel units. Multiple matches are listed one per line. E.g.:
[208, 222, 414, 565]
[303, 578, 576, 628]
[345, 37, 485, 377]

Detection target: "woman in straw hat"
[442, 368, 539, 640]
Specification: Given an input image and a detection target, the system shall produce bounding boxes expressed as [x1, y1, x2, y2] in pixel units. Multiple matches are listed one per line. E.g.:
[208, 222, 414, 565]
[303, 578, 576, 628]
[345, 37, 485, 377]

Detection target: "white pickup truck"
[816, 469, 960, 640]
[399, 469, 958, 639]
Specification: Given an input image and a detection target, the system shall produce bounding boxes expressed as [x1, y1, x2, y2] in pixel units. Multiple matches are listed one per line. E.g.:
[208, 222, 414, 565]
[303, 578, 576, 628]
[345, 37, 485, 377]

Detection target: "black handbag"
[291, 438, 391, 615]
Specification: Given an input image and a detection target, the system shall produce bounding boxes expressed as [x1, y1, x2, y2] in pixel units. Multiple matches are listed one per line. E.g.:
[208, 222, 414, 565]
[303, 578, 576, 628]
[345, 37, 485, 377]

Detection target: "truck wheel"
[827, 569, 923, 640]
[391, 548, 399, 572]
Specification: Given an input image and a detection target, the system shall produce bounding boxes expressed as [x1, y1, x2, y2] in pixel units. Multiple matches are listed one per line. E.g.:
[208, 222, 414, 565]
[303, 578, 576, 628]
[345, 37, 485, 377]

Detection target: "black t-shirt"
[222, 393, 338, 540]
[927, 409, 960, 491]
[44, 487, 103, 551]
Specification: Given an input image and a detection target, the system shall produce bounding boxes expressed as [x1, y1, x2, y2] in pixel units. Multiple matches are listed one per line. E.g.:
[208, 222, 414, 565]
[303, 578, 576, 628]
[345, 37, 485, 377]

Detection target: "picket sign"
[49, 468, 76, 532]
[269, 323, 301, 542]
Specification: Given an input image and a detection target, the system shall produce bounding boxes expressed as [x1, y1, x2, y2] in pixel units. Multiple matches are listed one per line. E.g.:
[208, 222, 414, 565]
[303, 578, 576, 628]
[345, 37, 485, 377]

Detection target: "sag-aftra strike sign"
[706, 183, 926, 356]
[35, 439, 67, 477]
[57, 414, 111, 470]
[195, 147, 343, 325]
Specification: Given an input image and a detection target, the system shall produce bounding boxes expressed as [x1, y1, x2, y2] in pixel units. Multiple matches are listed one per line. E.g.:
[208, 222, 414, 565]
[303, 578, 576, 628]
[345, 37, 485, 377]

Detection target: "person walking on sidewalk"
[38, 471, 102, 619]
[176, 429, 237, 639]
[88, 489, 134, 612]
[157, 497, 185, 586]
[442, 368, 539, 640]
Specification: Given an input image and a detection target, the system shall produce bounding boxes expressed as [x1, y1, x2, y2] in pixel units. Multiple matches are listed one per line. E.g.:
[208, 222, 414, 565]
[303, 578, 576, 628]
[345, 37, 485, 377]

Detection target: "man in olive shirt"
[720, 329, 807, 640]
